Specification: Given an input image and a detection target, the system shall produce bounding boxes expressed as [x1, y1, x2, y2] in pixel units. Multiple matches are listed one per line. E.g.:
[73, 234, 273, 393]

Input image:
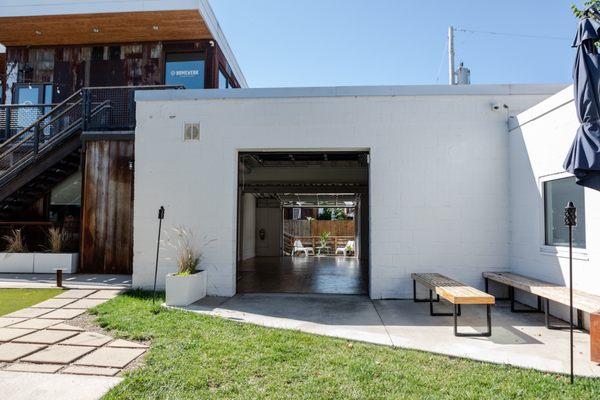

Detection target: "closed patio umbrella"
[564, 8, 600, 189]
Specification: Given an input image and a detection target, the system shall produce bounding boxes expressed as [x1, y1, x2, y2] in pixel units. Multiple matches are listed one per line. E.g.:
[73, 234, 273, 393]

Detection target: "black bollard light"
[564, 201, 577, 384]
[153, 206, 165, 305]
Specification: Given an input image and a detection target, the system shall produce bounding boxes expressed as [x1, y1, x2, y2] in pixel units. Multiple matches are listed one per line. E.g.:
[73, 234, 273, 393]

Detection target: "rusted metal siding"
[81, 140, 134, 274]
[4, 39, 239, 98]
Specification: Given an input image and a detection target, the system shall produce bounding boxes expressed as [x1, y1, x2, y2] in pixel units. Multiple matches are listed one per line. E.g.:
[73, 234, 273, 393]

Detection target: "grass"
[0, 288, 64, 316]
[94, 291, 600, 400]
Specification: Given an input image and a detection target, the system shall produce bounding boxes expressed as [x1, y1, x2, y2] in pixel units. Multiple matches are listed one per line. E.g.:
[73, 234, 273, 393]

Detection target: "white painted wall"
[241, 194, 256, 261]
[509, 86, 600, 324]
[133, 85, 564, 297]
[255, 205, 281, 257]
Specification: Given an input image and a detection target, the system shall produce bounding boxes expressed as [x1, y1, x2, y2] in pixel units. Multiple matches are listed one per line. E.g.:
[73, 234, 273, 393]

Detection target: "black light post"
[564, 201, 577, 384]
[153, 206, 166, 305]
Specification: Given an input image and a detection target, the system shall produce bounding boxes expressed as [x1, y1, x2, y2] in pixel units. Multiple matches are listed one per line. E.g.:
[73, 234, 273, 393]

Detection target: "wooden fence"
[284, 219, 355, 237]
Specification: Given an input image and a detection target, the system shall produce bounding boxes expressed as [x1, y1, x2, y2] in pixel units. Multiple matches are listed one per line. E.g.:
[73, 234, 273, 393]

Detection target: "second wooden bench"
[412, 273, 495, 337]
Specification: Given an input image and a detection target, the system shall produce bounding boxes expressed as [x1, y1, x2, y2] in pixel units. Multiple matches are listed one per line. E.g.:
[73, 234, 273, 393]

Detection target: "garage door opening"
[236, 151, 369, 295]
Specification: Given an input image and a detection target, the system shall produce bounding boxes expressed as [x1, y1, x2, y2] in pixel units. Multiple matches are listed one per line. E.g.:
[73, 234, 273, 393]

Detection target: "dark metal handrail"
[0, 84, 186, 186]
[0, 90, 83, 152]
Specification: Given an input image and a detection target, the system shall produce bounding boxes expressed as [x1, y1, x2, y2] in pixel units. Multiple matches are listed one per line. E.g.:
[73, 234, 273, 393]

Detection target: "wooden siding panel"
[81, 140, 133, 274]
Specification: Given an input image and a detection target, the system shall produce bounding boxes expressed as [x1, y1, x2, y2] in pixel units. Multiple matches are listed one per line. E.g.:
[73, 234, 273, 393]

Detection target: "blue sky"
[210, 0, 580, 88]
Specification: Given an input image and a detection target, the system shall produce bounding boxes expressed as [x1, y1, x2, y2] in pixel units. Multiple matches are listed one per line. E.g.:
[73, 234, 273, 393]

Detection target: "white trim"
[136, 84, 566, 102]
[537, 172, 588, 257]
[198, 0, 247, 88]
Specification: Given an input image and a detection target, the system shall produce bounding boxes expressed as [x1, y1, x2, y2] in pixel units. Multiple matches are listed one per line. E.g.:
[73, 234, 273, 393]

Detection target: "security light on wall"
[184, 123, 200, 141]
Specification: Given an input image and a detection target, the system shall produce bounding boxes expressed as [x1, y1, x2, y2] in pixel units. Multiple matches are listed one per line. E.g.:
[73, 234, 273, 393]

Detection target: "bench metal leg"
[510, 287, 542, 313]
[429, 289, 460, 317]
[545, 299, 584, 330]
[454, 304, 492, 337]
[484, 278, 509, 301]
[413, 279, 440, 303]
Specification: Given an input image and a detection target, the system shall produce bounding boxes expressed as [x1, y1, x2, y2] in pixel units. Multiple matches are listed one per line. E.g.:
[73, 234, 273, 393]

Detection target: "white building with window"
[510, 86, 600, 306]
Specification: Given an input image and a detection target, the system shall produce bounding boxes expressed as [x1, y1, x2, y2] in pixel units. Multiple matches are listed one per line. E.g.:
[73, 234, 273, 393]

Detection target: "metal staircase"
[0, 85, 182, 220]
[0, 89, 109, 219]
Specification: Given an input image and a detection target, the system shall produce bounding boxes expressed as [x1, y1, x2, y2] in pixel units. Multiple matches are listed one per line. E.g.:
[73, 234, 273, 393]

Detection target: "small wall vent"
[184, 122, 200, 141]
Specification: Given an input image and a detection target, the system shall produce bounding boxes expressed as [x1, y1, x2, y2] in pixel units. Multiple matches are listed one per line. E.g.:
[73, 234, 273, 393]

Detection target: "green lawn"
[94, 291, 600, 400]
[0, 288, 64, 316]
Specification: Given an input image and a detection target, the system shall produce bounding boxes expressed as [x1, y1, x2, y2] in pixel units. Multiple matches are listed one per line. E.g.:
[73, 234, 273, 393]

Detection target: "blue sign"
[166, 60, 205, 89]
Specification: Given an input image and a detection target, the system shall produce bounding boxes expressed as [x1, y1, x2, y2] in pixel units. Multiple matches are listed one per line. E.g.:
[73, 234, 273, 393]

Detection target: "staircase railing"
[0, 85, 183, 185]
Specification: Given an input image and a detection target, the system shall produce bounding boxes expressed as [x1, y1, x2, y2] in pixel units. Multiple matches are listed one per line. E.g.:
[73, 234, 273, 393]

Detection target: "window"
[219, 68, 233, 89]
[292, 208, 301, 220]
[544, 177, 586, 248]
[165, 52, 205, 89]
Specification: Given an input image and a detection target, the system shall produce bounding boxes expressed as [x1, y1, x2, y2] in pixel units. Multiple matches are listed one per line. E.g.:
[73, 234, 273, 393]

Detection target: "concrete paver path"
[0, 288, 147, 400]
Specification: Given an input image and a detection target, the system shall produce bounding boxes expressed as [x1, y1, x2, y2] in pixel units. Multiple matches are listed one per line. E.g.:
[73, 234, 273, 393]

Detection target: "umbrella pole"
[569, 222, 574, 384]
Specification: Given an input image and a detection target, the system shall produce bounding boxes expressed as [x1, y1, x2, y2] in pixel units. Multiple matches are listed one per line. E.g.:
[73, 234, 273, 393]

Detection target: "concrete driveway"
[182, 293, 600, 377]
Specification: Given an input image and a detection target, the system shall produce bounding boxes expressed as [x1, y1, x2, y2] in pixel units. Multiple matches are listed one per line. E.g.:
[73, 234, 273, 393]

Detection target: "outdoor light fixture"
[152, 25, 160, 31]
[564, 201, 577, 384]
[34, 30, 42, 36]
[92, 27, 100, 33]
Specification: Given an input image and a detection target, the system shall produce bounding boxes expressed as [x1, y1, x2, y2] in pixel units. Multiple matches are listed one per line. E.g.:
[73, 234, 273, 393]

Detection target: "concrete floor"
[0, 274, 132, 289]
[237, 256, 368, 295]
[182, 293, 600, 377]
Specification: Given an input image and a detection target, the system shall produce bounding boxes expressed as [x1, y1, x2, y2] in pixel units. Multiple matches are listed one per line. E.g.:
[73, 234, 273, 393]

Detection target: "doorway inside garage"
[236, 151, 370, 295]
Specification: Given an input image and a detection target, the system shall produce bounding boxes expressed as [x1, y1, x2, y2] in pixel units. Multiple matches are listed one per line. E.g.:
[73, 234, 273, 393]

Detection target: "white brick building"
[132, 84, 574, 300]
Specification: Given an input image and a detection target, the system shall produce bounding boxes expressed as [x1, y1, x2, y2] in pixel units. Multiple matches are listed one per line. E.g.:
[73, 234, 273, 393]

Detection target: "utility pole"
[448, 26, 456, 85]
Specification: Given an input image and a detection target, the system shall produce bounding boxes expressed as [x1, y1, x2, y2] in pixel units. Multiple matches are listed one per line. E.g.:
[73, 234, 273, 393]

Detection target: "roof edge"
[199, 0, 247, 88]
[136, 84, 568, 102]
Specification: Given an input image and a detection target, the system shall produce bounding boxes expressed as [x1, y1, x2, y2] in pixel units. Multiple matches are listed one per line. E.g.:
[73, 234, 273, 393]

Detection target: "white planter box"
[34, 253, 79, 274]
[165, 270, 207, 306]
[0, 253, 34, 273]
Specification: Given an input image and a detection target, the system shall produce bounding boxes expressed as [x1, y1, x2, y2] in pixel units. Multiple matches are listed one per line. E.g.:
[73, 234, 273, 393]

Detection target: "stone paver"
[63, 299, 108, 309]
[62, 366, 120, 376]
[60, 332, 112, 347]
[0, 318, 27, 328]
[0, 328, 35, 342]
[31, 298, 77, 309]
[87, 290, 123, 300]
[21, 345, 95, 364]
[4, 363, 63, 373]
[74, 347, 145, 368]
[47, 323, 84, 332]
[54, 290, 96, 299]
[0, 286, 145, 379]
[0, 343, 46, 362]
[9, 319, 63, 330]
[107, 339, 148, 349]
[40, 309, 86, 320]
[0, 370, 122, 400]
[5, 307, 52, 319]
[13, 330, 78, 345]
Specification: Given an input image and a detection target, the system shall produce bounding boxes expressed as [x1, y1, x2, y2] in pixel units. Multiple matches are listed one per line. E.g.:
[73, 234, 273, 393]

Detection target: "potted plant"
[345, 242, 355, 257]
[34, 227, 78, 274]
[164, 226, 208, 306]
[318, 231, 331, 255]
[0, 229, 34, 273]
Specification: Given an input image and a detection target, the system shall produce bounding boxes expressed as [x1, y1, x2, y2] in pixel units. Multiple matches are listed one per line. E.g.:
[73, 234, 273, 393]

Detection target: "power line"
[455, 28, 571, 41]
[435, 40, 448, 83]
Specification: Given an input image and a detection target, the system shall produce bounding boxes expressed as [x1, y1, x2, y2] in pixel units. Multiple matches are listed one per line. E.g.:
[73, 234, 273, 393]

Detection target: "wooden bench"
[483, 272, 600, 330]
[411, 273, 495, 337]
